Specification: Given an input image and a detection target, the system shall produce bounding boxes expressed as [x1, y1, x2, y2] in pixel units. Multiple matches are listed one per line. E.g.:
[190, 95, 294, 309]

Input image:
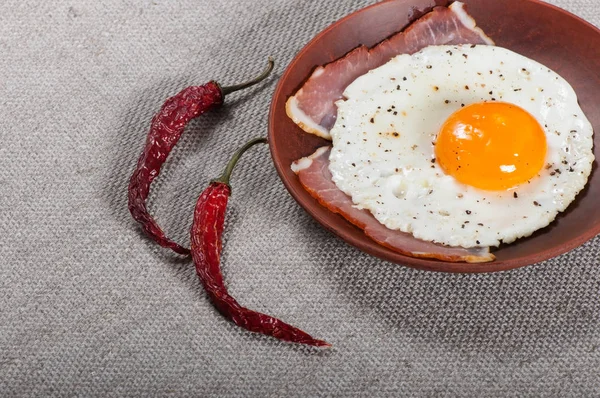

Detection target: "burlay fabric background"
[1, 0, 599, 396]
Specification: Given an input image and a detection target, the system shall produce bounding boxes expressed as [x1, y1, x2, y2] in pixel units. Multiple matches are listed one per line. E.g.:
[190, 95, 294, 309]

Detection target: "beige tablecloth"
[1, 0, 599, 396]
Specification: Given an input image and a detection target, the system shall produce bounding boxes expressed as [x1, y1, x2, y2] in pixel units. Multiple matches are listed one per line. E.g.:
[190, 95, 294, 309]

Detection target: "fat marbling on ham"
[289, 2, 498, 262]
[286, 1, 494, 140]
[292, 148, 495, 263]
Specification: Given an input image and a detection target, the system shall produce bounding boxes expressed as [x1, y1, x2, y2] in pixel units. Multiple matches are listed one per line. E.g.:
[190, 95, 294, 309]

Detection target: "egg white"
[329, 44, 594, 248]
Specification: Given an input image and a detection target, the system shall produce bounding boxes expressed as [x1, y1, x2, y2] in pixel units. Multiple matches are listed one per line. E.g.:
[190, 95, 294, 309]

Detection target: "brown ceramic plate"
[268, 0, 600, 273]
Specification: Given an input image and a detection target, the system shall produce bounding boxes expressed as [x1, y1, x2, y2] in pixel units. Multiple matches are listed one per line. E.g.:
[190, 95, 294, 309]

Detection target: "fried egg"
[329, 44, 594, 248]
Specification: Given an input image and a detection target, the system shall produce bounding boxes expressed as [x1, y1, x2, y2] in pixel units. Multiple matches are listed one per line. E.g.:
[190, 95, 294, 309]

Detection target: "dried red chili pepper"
[190, 137, 330, 347]
[128, 59, 275, 255]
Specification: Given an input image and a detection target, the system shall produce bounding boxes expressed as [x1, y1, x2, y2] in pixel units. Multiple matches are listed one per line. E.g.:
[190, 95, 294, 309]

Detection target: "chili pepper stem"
[212, 137, 268, 186]
[220, 58, 275, 95]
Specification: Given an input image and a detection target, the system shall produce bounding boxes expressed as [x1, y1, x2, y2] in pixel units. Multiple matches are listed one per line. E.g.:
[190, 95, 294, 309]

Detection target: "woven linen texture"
[0, 0, 599, 396]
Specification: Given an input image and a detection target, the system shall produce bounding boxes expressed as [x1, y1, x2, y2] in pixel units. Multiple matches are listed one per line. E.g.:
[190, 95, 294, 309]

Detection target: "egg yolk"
[435, 102, 547, 191]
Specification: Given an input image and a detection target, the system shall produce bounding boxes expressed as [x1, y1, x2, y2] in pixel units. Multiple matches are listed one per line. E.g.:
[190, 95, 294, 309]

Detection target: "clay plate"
[268, 0, 600, 273]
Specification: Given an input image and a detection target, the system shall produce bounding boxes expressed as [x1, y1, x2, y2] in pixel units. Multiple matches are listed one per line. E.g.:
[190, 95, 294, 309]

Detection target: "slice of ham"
[286, 1, 494, 139]
[292, 147, 495, 263]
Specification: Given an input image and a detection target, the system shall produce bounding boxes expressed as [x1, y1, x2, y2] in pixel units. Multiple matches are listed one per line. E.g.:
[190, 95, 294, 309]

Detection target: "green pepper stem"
[220, 57, 275, 96]
[213, 137, 268, 186]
